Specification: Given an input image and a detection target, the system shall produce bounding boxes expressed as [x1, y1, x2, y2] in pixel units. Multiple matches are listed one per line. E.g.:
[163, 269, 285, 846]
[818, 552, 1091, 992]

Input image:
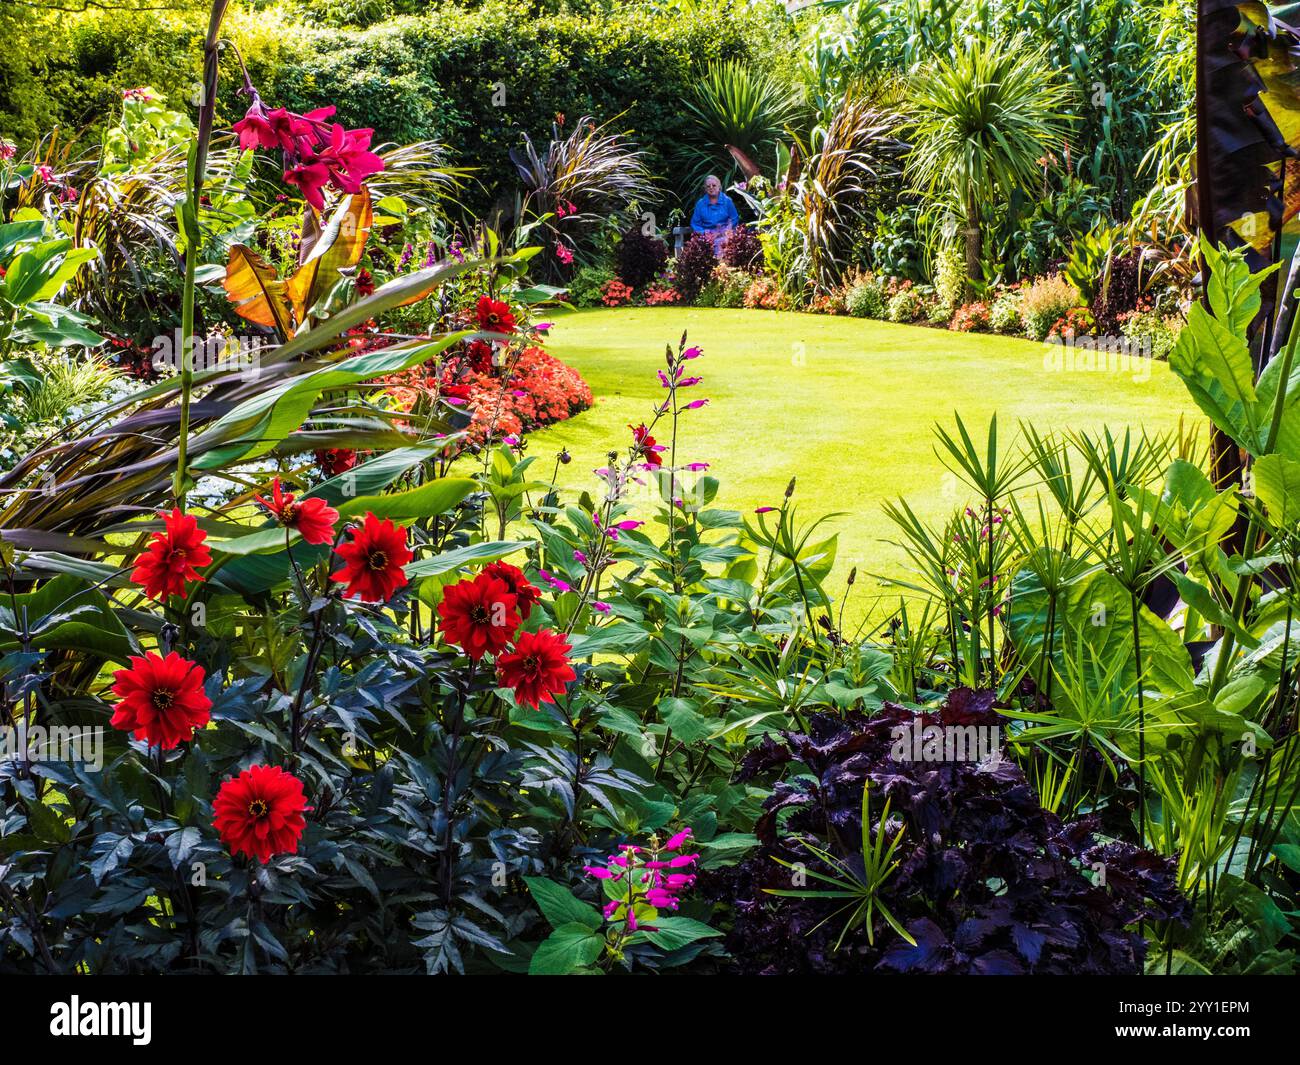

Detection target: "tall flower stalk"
[174, 1, 231, 506]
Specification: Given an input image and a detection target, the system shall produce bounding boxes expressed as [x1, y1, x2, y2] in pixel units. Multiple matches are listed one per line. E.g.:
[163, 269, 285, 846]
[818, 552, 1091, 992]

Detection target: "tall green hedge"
[2, 1, 794, 214]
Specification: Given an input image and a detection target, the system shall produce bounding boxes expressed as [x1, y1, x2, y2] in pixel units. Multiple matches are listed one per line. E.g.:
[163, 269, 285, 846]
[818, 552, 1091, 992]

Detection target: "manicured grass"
[531, 307, 1202, 629]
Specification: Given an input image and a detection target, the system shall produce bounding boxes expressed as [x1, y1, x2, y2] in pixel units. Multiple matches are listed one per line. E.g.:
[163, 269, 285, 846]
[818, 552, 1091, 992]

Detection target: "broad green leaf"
[337, 477, 475, 522]
[189, 332, 468, 470]
[527, 922, 605, 975]
[0, 573, 134, 663]
[523, 877, 602, 931]
[404, 540, 529, 579]
[1253, 453, 1300, 528]
[641, 916, 722, 951]
[1169, 304, 1258, 451]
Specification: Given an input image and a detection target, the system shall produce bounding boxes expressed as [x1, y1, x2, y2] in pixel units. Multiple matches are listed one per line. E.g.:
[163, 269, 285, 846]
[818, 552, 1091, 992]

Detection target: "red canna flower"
[130, 508, 211, 601]
[497, 628, 576, 709]
[630, 424, 663, 468]
[475, 296, 517, 334]
[212, 764, 309, 863]
[110, 651, 212, 749]
[283, 157, 332, 211]
[437, 574, 521, 659]
[316, 123, 385, 194]
[482, 560, 541, 619]
[253, 477, 338, 546]
[330, 512, 412, 601]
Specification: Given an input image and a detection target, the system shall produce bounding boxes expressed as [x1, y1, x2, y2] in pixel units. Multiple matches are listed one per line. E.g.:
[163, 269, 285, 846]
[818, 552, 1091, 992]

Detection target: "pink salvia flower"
[663, 828, 692, 851]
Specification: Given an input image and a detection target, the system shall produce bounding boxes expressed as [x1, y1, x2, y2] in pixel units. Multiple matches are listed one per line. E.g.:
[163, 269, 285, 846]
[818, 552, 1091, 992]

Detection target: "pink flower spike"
[584, 865, 617, 879]
[669, 853, 699, 867]
[755, 506, 777, 514]
[592, 601, 611, 613]
[683, 346, 702, 359]
[663, 828, 692, 851]
[683, 399, 709, 410]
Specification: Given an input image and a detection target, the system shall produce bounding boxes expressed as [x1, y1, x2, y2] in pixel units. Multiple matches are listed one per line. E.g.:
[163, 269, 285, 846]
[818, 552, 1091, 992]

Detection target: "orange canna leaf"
[286, 187, 374, 323]
[224, 245, 294, 336]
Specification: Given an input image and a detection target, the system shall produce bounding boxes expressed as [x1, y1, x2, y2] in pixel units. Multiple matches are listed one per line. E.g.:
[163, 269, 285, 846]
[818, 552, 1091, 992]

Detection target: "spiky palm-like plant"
[678, 60, 802, 197]
[907, 34, 1073, 280]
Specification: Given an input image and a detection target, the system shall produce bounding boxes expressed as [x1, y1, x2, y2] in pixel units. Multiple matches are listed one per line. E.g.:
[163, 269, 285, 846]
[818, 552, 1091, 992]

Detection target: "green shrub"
[563, 264, 615, 308]
[697, 263, 751, 308]
[933, 243, 967, 312]
[1120, 307, 1184, 361]
[845, 275, 886, 319]
[886, 285, 924, 323]
[1019, 273, 1080, 341]
[989, 290, 1024, 334]
[6, 3, 792, 217]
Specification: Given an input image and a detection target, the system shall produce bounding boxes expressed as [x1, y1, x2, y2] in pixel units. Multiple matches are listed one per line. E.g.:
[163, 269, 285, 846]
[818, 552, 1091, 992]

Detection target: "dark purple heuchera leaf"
[713, 690, 1188, 975]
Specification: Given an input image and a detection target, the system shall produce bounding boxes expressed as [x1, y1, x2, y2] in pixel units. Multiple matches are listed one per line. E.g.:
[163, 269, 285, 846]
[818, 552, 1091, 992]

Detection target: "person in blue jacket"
[690, 174, 739, 251]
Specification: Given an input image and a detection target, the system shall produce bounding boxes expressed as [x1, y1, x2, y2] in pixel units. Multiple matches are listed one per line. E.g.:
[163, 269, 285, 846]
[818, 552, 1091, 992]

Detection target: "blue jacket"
[690, 193, 739, 233]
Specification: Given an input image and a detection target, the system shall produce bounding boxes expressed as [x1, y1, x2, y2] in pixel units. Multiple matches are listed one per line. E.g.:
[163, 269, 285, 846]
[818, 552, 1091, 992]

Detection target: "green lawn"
[531, 307, 1201, 629]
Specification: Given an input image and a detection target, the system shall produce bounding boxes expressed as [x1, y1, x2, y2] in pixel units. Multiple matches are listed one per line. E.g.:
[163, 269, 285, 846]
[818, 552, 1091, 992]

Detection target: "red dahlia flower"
[475, 296, 517, 334]
[315, 448, 358, 476]
[437, 574, 522, 659]
[497, 628, 576, 709]
[330, 513, 413, 602]
[254, 477, 339, 545]
[110, 651, 212, 749]
[483, 560, 541, 619]
[465, 338, 494, 373]
[130, 508, 211, 601]
[213, 764, 309, 863]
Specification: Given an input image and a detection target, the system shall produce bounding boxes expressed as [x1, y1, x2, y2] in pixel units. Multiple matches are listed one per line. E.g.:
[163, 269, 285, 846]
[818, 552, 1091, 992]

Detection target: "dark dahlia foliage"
[673, 234, 717, 302]
[718, 691, 1187, 975]
[1092, 251, 1141, 334]
[720, 225, 763, 271]
[614, 226, 669, 288]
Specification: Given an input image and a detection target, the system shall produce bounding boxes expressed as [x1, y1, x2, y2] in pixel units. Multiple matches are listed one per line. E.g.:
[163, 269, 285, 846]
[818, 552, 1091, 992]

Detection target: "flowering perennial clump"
[584, 828, 700, 932]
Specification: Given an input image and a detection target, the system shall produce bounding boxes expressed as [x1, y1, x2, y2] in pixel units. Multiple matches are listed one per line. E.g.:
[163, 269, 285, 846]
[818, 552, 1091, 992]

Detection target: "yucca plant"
[678, 60, 803, 198]
[907, 33, 1073, 280]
